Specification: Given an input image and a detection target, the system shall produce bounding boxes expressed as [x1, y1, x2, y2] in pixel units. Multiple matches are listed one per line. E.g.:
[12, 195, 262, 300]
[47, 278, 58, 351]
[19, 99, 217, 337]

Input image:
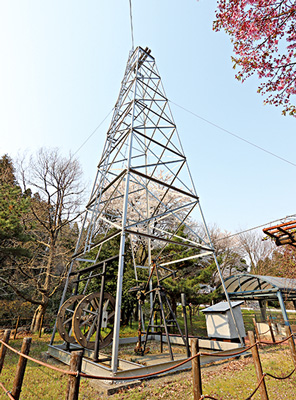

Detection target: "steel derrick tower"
[50, 46, 238, 374]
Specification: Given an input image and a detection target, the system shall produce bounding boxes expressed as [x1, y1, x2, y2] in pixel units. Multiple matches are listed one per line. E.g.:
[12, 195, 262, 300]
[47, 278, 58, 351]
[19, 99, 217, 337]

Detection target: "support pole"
[0, 329, 11, 374]
[111, 48, 140, 374]
[191, 338, 202, 400]
[94, 262, 106, 362]
[11, 337, 32, 400]
[181, 293, 190, 358]
[65, 351, 83, 400]
[158, 290, 174, 360]
[248, 331, 269, 400]
[277, 291, 290, 327]
[198, 203, 244, 346]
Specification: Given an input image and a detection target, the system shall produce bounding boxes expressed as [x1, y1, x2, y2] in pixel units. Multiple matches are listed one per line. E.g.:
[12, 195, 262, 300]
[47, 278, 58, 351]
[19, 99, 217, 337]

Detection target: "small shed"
[202, 301, 246, 340]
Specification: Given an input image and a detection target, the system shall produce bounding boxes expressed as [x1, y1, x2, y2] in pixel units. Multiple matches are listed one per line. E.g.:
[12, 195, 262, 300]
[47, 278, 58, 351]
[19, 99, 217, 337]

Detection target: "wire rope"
[215, 213, 296, 242]
[72, 108, 114, 157]
[169, 100, 296, 168]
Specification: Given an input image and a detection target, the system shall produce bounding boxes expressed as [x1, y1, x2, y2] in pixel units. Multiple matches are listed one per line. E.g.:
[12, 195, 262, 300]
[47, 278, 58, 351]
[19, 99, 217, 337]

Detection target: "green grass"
[1, 333, 296, 399]
[108, 345, 296, 400]
[1, 309, 296, 399]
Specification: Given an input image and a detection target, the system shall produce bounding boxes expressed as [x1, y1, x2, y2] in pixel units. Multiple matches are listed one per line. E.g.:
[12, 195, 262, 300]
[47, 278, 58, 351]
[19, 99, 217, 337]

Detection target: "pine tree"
[0, 155, 31, 262]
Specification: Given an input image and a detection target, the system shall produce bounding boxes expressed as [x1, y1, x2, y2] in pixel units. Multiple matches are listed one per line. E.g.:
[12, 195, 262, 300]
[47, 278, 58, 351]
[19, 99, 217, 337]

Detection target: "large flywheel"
[56, 292, 115, 350]
[56, 294, 84, 343]
[73, 292, 115, 349]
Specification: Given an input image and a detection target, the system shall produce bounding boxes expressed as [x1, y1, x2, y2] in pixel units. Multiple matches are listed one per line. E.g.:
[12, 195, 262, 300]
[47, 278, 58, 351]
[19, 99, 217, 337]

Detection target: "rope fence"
[265, 368, 295, 380]
[0, 381, 15, 400]
[0, 327, 296, 400]
[0, 337, 259, 381]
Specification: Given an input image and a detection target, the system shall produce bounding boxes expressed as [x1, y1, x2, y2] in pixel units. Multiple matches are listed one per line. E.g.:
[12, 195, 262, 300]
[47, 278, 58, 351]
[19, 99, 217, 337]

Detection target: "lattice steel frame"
[50, 46, 242, 374]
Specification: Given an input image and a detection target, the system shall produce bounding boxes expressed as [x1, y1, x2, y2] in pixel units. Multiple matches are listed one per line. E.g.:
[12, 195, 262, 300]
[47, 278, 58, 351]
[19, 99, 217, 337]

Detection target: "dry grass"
[105, 345, 296, 400]
[1, 333, 296, 399]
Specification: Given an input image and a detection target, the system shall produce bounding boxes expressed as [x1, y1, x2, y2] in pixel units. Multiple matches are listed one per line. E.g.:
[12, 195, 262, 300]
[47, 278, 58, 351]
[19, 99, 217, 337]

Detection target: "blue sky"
[1, 0, 295, 234]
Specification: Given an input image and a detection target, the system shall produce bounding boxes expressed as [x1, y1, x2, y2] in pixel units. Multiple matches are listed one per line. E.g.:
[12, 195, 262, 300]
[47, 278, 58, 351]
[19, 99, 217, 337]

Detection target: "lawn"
[1, 308, 296, 399]
[1, 330, 296, 399]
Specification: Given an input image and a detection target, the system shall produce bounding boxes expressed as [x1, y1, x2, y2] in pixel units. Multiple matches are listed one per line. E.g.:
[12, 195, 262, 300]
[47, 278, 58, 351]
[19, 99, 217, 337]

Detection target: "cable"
[72, 108, 114, 157]
[129, 0, 135, 51]
[169, 100, 296, 168]
[215, 214, 296, 242]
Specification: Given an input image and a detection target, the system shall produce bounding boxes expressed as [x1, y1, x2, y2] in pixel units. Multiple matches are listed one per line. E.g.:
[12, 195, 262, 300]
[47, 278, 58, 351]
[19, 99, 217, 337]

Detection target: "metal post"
[94, 262, 106, 362]
[111, 48, 140, 373]
[198, 202, 244, 346]
[159, 289, 174, 360]
[277, 291, 290, 327]
[213, 251, 244, 345]
[181, 293, 190, 357]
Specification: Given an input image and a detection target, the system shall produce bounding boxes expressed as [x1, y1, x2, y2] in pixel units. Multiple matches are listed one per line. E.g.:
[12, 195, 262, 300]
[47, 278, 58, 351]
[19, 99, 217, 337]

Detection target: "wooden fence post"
[248, 331, 269, 400]
[65, 350, 83, 400]
[252, 318, 260, 341]
[191, 338, 202, 400]
[11, 337, 32, 400]
[285, 325, 296, 368]
[268, 316, 275, 343]
[13, 316, 20, 340]
[0, 329, 11, 374]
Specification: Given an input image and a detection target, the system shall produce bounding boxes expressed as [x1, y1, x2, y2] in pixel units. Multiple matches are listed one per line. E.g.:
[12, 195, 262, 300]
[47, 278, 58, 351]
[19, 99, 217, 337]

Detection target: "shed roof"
[202, 301, 244, 314]
[220, 273, 296, 301]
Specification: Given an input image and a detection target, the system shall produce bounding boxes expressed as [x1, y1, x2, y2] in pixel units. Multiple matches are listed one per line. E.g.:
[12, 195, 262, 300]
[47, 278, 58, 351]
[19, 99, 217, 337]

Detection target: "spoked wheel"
[72, 292, 115, 350]
[56, 294, 84, 343]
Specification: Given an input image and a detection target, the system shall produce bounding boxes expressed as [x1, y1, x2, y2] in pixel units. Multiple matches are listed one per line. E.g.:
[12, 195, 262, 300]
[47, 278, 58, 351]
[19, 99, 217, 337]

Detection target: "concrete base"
[48, 335, 245, 385]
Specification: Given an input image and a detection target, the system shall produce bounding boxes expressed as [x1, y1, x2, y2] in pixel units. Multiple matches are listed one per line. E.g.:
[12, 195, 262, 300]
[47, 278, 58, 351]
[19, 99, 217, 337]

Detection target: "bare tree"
[197, 224, 247, 286]
[1, 148, 85, 331]
[237, 230, 275, 274]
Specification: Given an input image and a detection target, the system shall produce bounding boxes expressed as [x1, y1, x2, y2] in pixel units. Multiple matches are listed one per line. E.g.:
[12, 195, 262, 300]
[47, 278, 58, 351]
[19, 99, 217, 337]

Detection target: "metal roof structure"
[221, 273, 296, 301]
[218, 273, 296, 328]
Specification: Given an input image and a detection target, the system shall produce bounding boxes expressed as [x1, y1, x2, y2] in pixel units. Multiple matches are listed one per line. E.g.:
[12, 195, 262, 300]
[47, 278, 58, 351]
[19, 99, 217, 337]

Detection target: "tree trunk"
[30, 304, 47, 333]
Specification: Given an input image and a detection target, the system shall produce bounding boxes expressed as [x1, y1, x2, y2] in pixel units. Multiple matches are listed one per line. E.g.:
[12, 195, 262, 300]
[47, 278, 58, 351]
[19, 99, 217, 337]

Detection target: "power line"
[169, 100, 296, 168]
[129, 0, 135, 51]
[72, 108, 114, 157]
